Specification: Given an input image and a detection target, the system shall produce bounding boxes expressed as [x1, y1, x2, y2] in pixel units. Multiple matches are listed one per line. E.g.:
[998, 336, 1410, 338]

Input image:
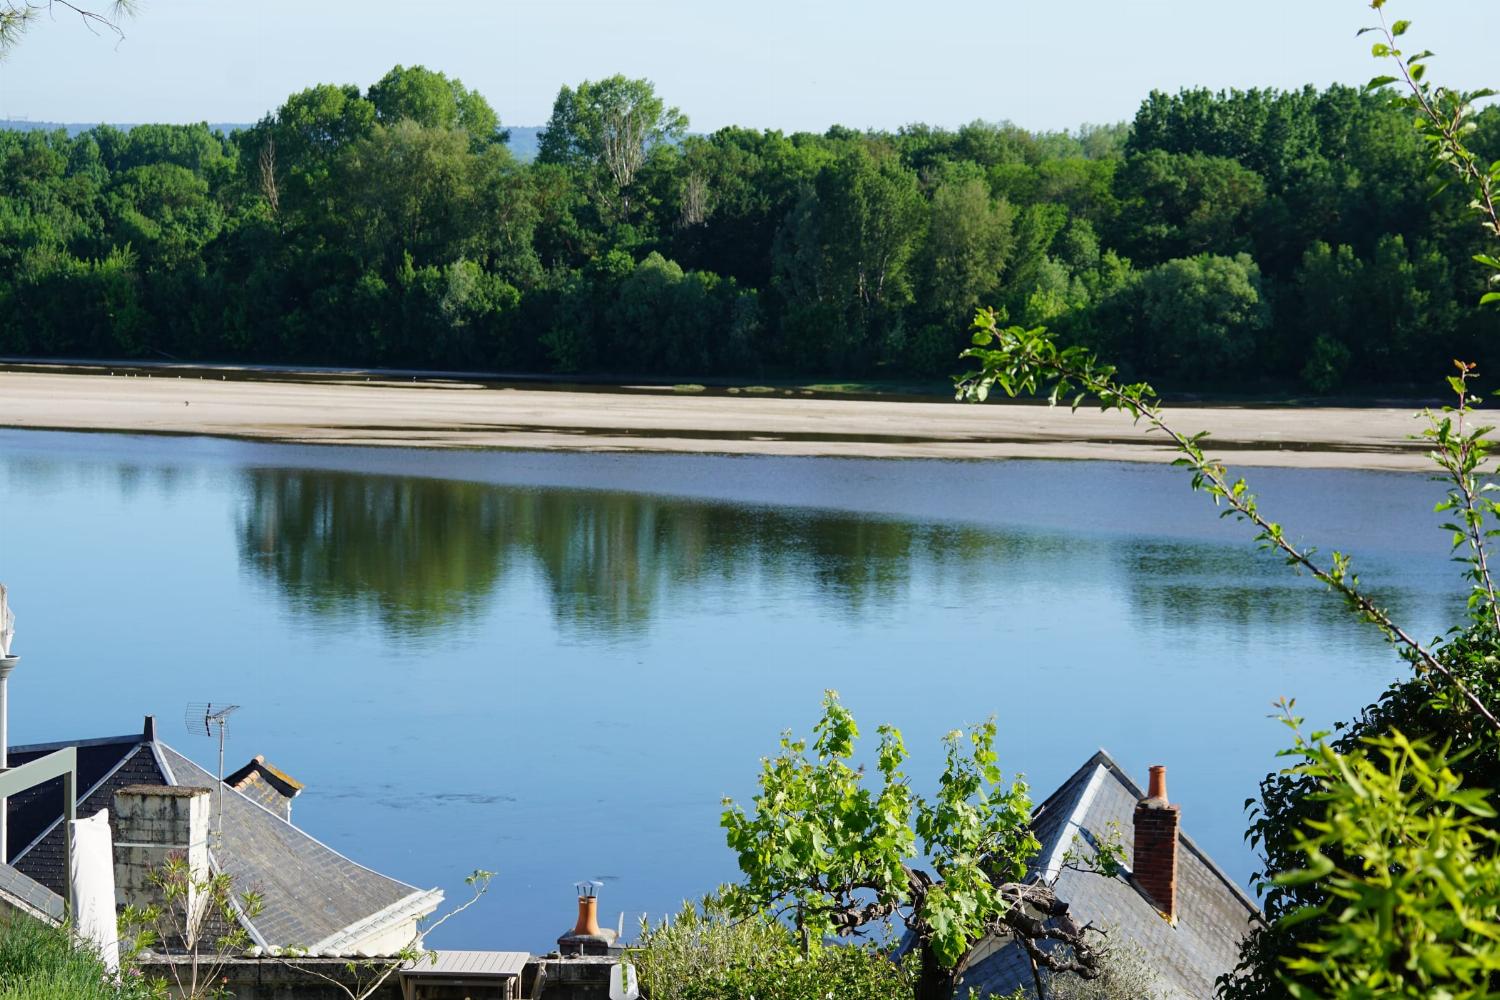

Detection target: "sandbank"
[0, 365, 1442, 471]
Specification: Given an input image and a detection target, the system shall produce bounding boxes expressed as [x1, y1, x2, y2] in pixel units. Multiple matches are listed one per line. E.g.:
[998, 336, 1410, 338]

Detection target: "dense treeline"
[2, 65, 1496, 390]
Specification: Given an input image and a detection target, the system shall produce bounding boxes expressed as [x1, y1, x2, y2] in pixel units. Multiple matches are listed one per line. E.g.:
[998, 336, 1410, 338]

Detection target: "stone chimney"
[1132, 765, 1180, 923]
[112, 785, 212, 934]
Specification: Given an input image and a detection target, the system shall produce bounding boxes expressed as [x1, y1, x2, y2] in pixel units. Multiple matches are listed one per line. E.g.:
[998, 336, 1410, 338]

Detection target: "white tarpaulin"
[69, 808, 120, 974]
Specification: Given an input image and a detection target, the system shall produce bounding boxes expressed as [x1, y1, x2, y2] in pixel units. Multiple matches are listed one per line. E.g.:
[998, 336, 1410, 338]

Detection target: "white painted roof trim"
[148, 738, 177, 787]
[302, 887, 445, 957]
[1040, 762, 1109, 883]
[207, 854, 271, 952]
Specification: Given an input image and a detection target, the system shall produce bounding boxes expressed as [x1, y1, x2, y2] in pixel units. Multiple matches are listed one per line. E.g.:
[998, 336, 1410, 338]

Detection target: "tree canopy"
[0, 70, 1494, 390]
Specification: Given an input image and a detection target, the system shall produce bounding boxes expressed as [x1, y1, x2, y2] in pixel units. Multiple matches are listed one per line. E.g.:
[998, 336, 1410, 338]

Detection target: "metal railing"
[0, 746, 77, 917]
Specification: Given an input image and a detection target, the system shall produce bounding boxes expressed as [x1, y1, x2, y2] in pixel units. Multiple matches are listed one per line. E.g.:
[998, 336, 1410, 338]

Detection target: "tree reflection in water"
[234, 468, 1026, 639]
[235, 467, 1440, 642]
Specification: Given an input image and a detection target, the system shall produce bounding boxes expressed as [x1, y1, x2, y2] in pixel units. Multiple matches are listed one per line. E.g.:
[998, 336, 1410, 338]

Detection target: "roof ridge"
[1053, 749, 1261, 917]
[1029, 748, 1120, 823]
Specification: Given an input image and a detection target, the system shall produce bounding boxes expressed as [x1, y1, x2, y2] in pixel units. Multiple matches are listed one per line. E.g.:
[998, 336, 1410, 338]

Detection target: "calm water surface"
[0, 429, 1464, 949]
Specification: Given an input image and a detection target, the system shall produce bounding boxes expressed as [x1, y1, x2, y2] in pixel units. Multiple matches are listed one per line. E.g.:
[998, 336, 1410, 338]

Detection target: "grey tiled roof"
[159, 744, 435, 952]
[0, 862, 63, 922]
[958, 751, 1259, 1000]
[8, 721, 440, 955]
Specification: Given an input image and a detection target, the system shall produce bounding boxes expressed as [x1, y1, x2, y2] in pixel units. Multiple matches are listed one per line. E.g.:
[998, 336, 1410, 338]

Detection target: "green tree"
[722, 692, 1105, 1000]
[956, 13, 1500, 983]
[1111, 150, 1266, 264]
[1101, 252, 1269, 380]
[366, 64, 503, 145]
[921, 173, 1014, 328]
[537, 74, 688, 219]
[773, 145, 925, 370]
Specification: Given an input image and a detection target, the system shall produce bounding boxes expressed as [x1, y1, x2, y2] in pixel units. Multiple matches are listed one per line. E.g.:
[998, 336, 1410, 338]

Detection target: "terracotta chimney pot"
[571, 895, 601, 937]
[1147, 764, 1168, 802]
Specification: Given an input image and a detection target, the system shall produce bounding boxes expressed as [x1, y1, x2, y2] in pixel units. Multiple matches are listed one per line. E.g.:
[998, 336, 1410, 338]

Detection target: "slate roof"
[0, 862, 63, 922]
[6, 718, 441, 955]
[956, 751, 1260, 1000]
[159, 745, 439, 952]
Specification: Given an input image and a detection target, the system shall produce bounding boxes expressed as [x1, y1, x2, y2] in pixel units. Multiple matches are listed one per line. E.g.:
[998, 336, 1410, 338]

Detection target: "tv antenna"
[184, 703, 240, 840]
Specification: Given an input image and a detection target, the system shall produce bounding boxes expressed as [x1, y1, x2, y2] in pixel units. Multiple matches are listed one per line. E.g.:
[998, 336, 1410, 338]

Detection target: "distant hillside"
[0, 119, 545, 160]
[505, 125, 541, 162]
[0, 119, 252, 137]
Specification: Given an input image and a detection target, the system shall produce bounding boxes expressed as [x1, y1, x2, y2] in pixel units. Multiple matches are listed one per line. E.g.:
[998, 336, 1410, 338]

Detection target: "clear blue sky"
[1, 0, 1497, 132]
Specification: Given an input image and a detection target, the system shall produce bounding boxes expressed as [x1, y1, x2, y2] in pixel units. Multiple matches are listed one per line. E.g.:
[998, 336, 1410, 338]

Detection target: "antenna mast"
[184, 703, 239, 842]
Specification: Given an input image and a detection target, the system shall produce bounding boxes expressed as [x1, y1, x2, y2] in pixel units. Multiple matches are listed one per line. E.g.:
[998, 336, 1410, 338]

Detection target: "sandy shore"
[0, 366, 1441, 471]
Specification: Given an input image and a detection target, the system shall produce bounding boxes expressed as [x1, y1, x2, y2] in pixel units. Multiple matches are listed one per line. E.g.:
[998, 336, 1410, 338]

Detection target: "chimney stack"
[557, 880, 619, 957]
[1132, 765, 1180, 923]
[112, 785, 213, 942]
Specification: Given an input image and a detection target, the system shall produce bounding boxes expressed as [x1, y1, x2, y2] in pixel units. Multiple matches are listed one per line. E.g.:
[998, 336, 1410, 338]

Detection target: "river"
[0, 429, 1462, 949]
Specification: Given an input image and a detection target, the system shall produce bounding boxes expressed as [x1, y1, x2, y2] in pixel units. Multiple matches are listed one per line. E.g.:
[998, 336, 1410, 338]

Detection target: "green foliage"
[1225, 629, 1500, 1000]
[1298, 335, 1351, 394]
[367, 65, 502, 145]
[120, 853, 265, 1000]
[1273, 714, 1500, 999]
[0, 2, 136, 56]
[0, 915, 163, 1000]
[721, 691, 1046, 998]
[538, 74, 687, 221]
[0, 60, 1494, 385]
[959, 14, 1500, 1000]
[1112, 150, 1265, 264]
[1102, 252, 1270, 380]
[632, 891, 913, 1000]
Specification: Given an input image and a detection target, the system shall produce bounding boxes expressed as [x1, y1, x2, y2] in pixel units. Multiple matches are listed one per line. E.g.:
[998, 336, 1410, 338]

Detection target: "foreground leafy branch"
[0, 1, 136, 54]
[1271, 703, 1500, 999]
[955, 312, 1500, 733]
[1363, 3, 1500, 268]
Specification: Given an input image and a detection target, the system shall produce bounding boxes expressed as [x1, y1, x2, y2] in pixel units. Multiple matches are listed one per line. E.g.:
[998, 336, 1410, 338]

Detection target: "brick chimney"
[112, 785, 212, 937]
[1132, 764, 1180, 923]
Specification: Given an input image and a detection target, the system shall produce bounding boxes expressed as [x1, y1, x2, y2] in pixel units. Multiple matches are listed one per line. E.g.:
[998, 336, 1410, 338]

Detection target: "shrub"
[631, 890, 913, 1000]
